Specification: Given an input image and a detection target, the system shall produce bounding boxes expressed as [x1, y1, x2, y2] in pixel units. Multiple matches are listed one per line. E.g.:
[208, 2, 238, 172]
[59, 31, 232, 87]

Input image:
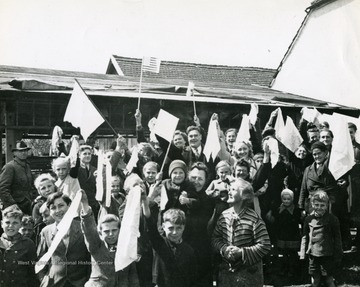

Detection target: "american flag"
[141, 56, 161, 73]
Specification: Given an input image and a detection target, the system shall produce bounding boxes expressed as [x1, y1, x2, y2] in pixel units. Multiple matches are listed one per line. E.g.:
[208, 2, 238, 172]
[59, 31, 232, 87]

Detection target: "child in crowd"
[206, 160, 232, 234]
[272, 189, 302, 277]
[34, 202, 55, 245]
[253, 152, 264, 170]
[37, 192, 91, 287]
[32, 173, 57, 225]
[52, 156, 80, 199]
[142, 193, 197, 287]
[79, 189, 139, 287]
[234, 159, 252, 182]
[98, 175, 126, 219]
[161, 160, 198, 214]
[0, 205, 38, 287]
[300, 191, 343, 287]
[19, 214, 35, 240]
[78, 144, 99, 219]
[39, 202, 55, 226]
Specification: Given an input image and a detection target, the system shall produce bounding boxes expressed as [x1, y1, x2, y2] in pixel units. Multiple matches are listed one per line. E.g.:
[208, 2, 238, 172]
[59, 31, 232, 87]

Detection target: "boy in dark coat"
[142, 191, 197, 287]
[0, 205, 38, 287]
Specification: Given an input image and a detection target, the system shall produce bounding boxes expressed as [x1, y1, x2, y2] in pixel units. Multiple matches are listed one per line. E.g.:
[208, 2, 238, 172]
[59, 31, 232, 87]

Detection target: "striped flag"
[141, 57, 161, 73]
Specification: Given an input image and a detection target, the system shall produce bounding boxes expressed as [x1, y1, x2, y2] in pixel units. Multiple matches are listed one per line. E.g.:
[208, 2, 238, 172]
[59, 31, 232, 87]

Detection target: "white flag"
[329, 114, 355, 180]
[236, 114, 251, 142]
[142, 57, 161, 73]
[282, 116, 304, 153]
[203, 117, 221, 161]
[115, 187, 141, 271]
[64, 81, 104, 142]
[160, 184, 169, 211]
[267, 137, 279, 169]
[95, 150, 104, 201]
[154, 109, 179, 142]
[248, 103, 259, 126]
[301, 107, 322, 126]
[274, 108, 285, 142]
[125, 148, 139, 175]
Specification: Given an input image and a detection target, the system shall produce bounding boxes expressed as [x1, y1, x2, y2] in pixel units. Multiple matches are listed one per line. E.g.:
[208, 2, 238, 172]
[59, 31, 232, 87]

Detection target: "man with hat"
[298, 141, 351, 249]
[0, 140, 35, 214]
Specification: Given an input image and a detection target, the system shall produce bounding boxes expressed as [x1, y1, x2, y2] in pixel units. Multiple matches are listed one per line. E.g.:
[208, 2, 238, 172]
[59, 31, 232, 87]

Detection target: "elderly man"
[0, 140, 35, 214]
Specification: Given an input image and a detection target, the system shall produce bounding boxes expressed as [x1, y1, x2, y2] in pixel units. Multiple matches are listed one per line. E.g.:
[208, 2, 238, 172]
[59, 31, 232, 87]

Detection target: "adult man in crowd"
[0, 140, 35, 214]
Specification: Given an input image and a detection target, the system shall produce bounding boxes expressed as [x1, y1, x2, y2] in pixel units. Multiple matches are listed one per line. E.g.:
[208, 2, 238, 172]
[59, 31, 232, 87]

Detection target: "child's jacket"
[0, 233, 38, 287]
[300, 212, 343, 259]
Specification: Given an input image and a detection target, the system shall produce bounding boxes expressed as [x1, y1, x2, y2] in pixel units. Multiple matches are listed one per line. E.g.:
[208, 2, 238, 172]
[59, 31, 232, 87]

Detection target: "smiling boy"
[0, 205, 38, 287]
[142, 192, 197, 287]
[79, 190, 139, 287]
[300, 191, 343, 287]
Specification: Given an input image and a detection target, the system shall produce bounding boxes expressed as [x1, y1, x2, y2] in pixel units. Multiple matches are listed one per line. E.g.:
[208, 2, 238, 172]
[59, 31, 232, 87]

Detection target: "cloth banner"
[248, 103, 259, 126]
[301, 107, 322, 126]
[329, 114, 355, 180]
[95, 150, 104, 201]
[267, 137, 279, 169]
[203, 117, 221, 161]
[281, 116, 304, 153]
[236, 114, 251, 142]
[125, 147, 139, 175]
[274, 108, 285, 142]
[160, 184, 168, 211]
[50, 126, 63, 156]
[115, 187, 141, 271]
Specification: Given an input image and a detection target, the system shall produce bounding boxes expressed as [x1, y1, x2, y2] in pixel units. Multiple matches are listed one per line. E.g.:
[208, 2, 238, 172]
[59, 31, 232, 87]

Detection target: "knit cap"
[169, 160, 187, 176]
[281, 188, 294, 200]
[311, 141, 327, 152]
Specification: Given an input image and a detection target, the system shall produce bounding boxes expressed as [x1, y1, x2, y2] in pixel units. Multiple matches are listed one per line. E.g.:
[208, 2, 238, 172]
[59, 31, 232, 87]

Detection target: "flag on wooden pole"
[64, 81, 105, 142]
[142, 57, 161, 73]
[154, 109, 179, 142]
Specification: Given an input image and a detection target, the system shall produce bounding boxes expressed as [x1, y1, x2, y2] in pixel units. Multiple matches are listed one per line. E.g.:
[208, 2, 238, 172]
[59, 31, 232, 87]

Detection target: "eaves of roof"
[0, 65, 357, 112]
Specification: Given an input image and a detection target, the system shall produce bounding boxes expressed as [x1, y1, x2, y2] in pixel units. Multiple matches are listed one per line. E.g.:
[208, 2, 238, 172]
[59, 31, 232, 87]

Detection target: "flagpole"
[160, 141, 172, 173]
[75, 79, 118, 137]
[137, 66, 144, 110]
[193, 98, 197, 117]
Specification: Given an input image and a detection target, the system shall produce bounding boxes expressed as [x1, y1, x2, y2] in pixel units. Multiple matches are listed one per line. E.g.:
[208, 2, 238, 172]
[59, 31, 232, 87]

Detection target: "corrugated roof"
[107, 55, 276, 87]
[0, 65, 356, 112]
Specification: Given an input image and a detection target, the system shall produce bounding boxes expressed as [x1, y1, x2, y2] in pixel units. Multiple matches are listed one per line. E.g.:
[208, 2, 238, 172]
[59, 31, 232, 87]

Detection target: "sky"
[0, 0, 312, 74]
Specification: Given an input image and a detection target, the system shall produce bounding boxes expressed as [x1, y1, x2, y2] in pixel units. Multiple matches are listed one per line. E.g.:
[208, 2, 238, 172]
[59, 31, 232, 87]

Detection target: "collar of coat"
[279, 204, 295, 215]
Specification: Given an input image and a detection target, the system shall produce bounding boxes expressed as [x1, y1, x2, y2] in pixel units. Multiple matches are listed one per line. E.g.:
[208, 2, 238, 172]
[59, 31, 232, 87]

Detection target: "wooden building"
[1, 61, 359, 169]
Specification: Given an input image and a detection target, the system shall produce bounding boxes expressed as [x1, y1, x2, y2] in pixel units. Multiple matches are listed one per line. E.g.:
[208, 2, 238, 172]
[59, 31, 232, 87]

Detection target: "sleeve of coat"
[0, 164, 17, 209]
[298, 167, 309, 209]
[81, 212, 102, 254]
[26, 240, 40, 287]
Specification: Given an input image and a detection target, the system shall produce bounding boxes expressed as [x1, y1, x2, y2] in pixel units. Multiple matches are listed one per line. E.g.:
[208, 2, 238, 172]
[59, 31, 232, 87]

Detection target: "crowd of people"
[0, 107, 359, 287]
